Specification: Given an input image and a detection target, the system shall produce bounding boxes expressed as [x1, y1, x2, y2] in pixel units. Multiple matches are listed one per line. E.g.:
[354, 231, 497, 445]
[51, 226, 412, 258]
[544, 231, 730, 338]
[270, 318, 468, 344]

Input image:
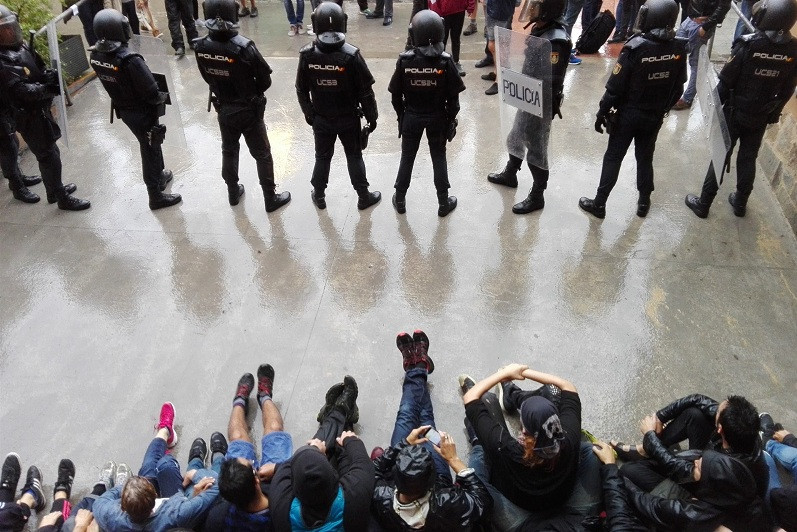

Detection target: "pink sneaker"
[156, 402, 178, 447]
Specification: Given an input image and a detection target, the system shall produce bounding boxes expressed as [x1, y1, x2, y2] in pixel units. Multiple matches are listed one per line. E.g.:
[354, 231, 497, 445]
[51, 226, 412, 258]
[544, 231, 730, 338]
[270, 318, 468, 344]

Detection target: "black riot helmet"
[203, 0, 239, 35]
[634, 0, 679, 39]
[751, 0, 797, 32]
[393, 445, 435, 499]
[0, 5, 23, 50]
[93, 9, 133, 44]
[519, 0, 566, 24]
[312, 2, 347, 48]
[410, 9, 445, 57]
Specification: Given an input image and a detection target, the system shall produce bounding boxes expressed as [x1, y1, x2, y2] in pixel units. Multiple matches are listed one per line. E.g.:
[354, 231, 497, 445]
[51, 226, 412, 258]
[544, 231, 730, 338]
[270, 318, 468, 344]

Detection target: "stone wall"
[760, 97, 797, 235]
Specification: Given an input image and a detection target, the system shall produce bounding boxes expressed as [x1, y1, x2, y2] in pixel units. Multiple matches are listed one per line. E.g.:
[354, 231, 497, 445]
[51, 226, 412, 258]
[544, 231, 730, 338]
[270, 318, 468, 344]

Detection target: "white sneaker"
[296, 23, 306, 34]
[194, 18, 205, 27]
[288, 24, 297, 36]
[307, 24, 315, 35]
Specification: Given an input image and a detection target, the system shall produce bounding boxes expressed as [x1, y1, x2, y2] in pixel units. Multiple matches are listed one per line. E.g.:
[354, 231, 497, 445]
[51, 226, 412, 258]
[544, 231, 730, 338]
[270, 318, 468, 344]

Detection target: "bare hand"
[336, 431, 358, 446]
[307, 438, 327, 454]
[192, 476, 215, 495]
[406, 426, 431, 446]
[433, 432, 458, 462]
[39, 511, 63, 527]
[698, 26, 706, 38]
[774, 430, 791, 442]
[182, 469, 197, 488]
[75, 509, 94, 527]
[640, 414, 658, 435]
[592, 440, 617, 464]
[258, 463, 276, 482]
[501, 363, 529, 381]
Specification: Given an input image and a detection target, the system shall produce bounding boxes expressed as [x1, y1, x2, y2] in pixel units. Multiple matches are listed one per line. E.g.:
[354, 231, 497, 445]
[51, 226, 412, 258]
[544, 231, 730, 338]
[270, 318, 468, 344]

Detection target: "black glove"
[767, 110, 781, 125]
[446, 118, 458, 142]
[42, 69, 60, 96]
[368, 121, 376, 133]
[594, 111, 608, 134]
[305, 114, 314, 126]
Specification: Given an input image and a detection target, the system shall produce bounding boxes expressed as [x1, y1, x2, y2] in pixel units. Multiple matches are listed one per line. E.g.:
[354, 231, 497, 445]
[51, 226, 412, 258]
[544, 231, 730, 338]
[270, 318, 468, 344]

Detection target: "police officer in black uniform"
[1, 99, 41, 203]
[486, 0, 570, 215]
[194, 0, 291, 214]
[388, 9, 464, 217]
[0, 5, 89, 210]
[296, 1, 381, 211]
[90, 9, 182, 210]
[685, 0, 797, 218]
[579, 0, 687, 218]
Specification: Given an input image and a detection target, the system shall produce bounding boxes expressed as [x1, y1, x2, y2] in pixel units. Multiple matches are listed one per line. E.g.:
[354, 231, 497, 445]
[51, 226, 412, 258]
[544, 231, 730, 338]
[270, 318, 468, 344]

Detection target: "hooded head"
[410, 10, 445, 57]
[520, 396, 565, 460]
[393, 445, 435, 500]
[292, 447, 339, 527]
[0, 5, 22, 50]
[633, 0, 679, 39]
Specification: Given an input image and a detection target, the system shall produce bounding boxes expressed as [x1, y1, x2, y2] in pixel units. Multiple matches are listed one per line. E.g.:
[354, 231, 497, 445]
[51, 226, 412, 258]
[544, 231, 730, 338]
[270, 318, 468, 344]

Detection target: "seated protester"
[1, 453, 49, 532]
[269, 377, 374, 531]
[60, 462, 132, 532]
[204, 364, 291, 531]
[92, 403, 220, 531]
[371, 330, 492, 531]
[34, 459, 77, 532]
[592, 438, 770, 531]
[461, 364, 601, 531]
[760, 413, 797, 482]
[770, 485, 797, 532]
[616, 395, 769, 500]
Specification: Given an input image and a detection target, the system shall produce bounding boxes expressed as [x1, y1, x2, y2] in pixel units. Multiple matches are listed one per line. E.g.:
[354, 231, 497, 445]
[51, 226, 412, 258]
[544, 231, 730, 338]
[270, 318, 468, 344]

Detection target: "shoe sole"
[458, 374, 475, 394]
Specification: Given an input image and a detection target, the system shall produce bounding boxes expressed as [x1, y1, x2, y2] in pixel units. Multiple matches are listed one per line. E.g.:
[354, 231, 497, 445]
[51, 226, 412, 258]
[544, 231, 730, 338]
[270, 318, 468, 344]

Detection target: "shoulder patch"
[612, 62, 622, 75]
[551, 51, 559, 64]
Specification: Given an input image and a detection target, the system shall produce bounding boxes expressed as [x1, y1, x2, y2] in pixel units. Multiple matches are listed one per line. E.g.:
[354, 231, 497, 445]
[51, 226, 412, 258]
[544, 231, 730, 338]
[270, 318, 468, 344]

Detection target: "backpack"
[576, 9, 616, 54]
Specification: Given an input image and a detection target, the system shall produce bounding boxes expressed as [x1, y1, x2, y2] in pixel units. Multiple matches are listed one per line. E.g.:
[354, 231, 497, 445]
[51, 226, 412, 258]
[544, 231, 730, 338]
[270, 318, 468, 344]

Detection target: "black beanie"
[292, 447, 339, 526]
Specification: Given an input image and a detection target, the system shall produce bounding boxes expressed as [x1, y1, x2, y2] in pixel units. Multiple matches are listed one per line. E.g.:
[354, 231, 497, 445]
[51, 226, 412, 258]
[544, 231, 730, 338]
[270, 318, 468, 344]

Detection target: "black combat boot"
[728, 191, 747, 217]
[316, 382, 345, 423]
[47, 183, 76, 204]
[437, 194, 457, 217]
[228, 183, 245, 205]
[159, 170, 173, 191]
[512, 188, 544, 214]
[637, 192, 651, 217]
[311, 188, 326, 209]
[578, 197, 606, 219]
[56, 186, 90, 211]
[684, 194, 710, 218]
[148, 189, 182, 210]
[487, 157, 521, 188]
[392, 191, 406, 214]
[10, 183, 40, 203]
[264, 190, 291, 213]
[357, 190, 381, 210]
[334, 375, 360, 425]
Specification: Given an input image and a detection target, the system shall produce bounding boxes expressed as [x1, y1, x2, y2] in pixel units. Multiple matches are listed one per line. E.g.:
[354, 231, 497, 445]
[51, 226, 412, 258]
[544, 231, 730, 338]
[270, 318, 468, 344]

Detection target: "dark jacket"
[655, 394, 718, 424]
[686, 0, 731, 32]
[371, 439, 492, 531]
[599, 464, 647, 532]
[270, 439, 375, 531]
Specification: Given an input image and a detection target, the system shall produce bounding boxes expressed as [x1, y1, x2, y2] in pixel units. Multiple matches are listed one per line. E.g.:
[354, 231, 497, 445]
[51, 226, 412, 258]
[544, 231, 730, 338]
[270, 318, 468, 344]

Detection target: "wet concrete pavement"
[2, 1, 796, 500]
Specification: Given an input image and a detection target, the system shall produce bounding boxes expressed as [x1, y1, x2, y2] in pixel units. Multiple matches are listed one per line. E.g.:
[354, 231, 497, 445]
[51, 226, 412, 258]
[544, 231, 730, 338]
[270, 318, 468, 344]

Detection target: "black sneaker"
[21, 465, 46, 512]
[458, 374, 475, 395]
[412, 330, 434, 374]
[189, 438, 208, 467]
[235, 373, 255, 414]
[257, 363, 275, 404]
[53, 459, 75, 498]
[334, 375, 360, 424]
[760, 413, 776, 445]
[210, 432, 229, 458]
[1, 453, 21, 496]
[317, 382, 345, 422]
[396, 332, 416, 370]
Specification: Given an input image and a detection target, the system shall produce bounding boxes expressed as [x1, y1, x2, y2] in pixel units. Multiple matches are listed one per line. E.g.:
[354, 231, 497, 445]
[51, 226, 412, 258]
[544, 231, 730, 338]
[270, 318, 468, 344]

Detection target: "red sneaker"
[156, 402, 178, 447]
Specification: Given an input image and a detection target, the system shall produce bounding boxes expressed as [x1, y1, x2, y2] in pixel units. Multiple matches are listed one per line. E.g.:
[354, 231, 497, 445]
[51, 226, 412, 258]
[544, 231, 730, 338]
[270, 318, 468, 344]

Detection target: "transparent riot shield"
[46, 20, 71, 148]
[495, 27, 552, 170]
[127, 35, 186, 148]
[696, 46, 732, 178]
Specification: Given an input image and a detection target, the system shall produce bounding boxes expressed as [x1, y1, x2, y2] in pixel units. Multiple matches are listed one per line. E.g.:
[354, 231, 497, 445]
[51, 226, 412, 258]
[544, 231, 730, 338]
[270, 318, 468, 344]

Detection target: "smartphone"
[425, 428, 442, 446]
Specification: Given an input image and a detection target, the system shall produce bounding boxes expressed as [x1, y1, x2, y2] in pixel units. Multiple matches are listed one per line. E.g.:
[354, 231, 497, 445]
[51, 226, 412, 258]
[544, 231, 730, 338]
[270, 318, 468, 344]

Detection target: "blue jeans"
[563, 0, 585, 36]
[733, 0, 753, 41]
[468, 442, 602, 531]
[390, 368, 451, 481]
[676, 18, 710, 104]
[614, 0, 623, 32]
[767, 440, 797, 482]
[139, 437, 184, 498]
[283, 0, 304, 25]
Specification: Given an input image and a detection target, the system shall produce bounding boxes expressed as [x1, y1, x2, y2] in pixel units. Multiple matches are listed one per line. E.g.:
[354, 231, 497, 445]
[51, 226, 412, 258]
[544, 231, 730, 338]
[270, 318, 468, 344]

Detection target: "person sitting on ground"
[593, 438, 770, 530]
[59, 461, 132, 532]
[460, 364, 601, 531]
[615, 394, 770, 501]
[371, 330, 492, 531]
[269, 376, 375, 531]
[1, 453, 51, 532]
[203, 364, 289, 530]
[34, 459, 76, 532]
[760, 412, 797, 532]
[92, 402, 219, 531]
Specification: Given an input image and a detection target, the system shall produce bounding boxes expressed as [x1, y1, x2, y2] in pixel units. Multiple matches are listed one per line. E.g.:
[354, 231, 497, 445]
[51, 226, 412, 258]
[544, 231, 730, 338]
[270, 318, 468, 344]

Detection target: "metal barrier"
[706, 1, 754, 57]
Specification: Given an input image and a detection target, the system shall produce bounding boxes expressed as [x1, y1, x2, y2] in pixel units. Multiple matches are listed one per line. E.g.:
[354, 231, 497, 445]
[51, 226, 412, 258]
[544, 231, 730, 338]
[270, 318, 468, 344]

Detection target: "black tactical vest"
[625, 35, 687, 113]
[398, 50, 449, 115]
[194, 35, 259, 103]
[300, 42, 360, 118]
[90, 47, 143, 109]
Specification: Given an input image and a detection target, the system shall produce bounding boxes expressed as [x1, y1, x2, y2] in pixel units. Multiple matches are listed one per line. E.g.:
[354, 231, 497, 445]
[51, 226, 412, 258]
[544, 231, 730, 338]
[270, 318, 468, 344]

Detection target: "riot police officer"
[0, 5, 89, 210]
[486, 0, 570, 215]
[90, 9, 182, 210]
[296, 1, 381, 211]
[194, 0, 291, 213]
[579, 0, 687, 218]
[1, 100, 41, 203]
[685, 0, 797, 218]
[388, 9, 464, 216]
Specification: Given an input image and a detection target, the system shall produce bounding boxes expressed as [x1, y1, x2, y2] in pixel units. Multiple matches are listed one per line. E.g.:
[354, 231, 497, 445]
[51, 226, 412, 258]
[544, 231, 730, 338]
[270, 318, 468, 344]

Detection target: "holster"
[606, 108, 619, 135]
[148, 124, 167, 147]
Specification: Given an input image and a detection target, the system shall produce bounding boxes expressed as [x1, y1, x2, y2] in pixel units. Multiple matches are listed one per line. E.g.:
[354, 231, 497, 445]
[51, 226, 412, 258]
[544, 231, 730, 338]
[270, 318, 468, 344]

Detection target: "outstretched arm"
[462, 364, 528, 404]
